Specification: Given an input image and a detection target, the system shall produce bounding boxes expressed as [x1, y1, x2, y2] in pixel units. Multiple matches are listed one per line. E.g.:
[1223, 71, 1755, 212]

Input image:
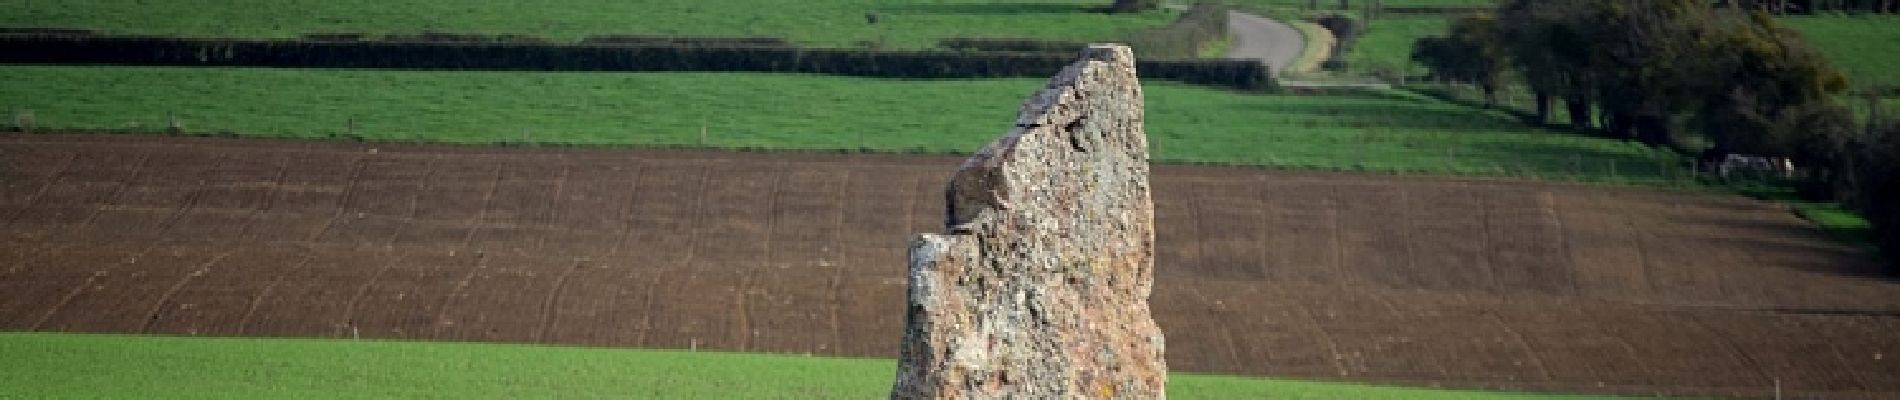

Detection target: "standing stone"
[891, 45, 1165, 399]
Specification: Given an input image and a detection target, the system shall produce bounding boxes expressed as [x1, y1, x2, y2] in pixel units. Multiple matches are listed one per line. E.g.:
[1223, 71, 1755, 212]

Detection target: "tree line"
[1412, 0, 1899, 269]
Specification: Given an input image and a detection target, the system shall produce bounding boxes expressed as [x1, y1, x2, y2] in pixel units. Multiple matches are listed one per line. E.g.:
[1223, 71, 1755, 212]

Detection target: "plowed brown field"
[3, 134, 1897, 398]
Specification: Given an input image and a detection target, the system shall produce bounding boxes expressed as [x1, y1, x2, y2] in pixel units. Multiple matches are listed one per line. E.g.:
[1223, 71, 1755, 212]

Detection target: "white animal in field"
[1713, 154, 1795, 179]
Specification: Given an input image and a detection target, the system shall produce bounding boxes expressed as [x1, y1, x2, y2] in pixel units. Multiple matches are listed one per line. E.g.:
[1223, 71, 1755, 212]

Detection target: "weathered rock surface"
[891, 44, 1165, 399]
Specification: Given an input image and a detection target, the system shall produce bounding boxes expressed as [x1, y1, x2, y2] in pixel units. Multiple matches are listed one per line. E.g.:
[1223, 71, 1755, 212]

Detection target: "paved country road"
[1224, 11, 1392, 89]
[1223, 11, 1304, 76]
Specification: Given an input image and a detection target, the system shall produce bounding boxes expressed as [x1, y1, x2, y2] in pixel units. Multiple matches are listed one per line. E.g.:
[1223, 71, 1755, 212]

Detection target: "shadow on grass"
[1224, 93, 1556, 133]
[1456, 140, 1687, 181]
[1666, 213, 1893, 281]
[1387, 85, 1655, 140]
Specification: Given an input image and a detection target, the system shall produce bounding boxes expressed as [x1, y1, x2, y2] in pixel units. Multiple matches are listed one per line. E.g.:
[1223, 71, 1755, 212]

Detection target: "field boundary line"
[137, 249, 237, 333]
[304, 153, 370, 243]
[1, 151, 78, 228]
[233, 248, 316, 335]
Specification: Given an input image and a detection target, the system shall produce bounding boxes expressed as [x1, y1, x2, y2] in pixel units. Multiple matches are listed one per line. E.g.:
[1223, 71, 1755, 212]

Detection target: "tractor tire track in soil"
[3, 134, 1898, 398]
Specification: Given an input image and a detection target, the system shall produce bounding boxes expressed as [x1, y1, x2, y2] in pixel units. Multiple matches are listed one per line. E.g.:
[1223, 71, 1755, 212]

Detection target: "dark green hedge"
[939, 38, 1090, 54]
[580, 35, 791, 47]
[0, 35, 1272, 90]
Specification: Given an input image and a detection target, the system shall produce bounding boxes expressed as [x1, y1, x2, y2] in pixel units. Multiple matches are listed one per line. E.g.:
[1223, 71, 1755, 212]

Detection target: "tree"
[1695, 11, 1848, 156]
[1495, 0, 1597, 127]
[1411, 13, 1507, 106]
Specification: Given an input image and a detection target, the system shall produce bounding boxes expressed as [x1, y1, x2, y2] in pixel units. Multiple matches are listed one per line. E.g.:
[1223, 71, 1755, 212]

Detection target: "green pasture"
[1780, 15, 1900, 90]
[0, 0, 1173, 48]
[0, 66, 1693, 185]
[0, 332, 1624, 399]
[1347, 15, 1447, 77]
[1225, 0, 1496, 9]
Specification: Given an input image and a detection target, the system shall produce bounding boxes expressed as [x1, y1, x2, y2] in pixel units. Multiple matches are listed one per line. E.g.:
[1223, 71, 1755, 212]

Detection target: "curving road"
[1224, 11, 1304, 77]
[1224, 11, 1391, 89]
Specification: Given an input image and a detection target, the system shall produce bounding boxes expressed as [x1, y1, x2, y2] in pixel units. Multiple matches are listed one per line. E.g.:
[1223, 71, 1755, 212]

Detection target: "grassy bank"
[0, 66, 1692, 185]
[0, 0, 1172, 49]
[1780, 15, 1900, 90]
[1347, 15, 1447, 78]
[0, 332, 1623, 399]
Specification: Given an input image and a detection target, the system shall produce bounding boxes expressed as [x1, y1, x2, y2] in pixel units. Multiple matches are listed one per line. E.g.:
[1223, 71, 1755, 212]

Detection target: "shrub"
[1312, 14, 1361, 69]
[939, 38, 1089, 54]
[580, 35, 790, 47]
[0, 35, 1273, 90]
[1120, 2, 1231, 59]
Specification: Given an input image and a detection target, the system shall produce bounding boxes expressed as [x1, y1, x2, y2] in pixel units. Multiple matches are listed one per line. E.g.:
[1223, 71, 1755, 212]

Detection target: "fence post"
[345, 116, 355, 137]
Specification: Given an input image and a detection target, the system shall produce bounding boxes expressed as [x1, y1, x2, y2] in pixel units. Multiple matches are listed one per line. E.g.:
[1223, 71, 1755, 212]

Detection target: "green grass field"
[1227, 0, 1495, 9]
[0, 332, 1624, 399]
[1347, 15, 1448, 77]
[1780, 15, 1900, 90]
[0, 0, 1173, 48]
[1341, 13, 1900, 92]
[0, 66, 1692, 185]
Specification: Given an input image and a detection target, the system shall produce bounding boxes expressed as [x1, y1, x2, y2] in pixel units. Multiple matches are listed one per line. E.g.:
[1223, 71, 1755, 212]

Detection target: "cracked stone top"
[892, 44, 1166, 400]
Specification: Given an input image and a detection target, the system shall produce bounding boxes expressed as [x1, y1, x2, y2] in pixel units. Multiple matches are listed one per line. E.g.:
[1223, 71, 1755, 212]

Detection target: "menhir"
[891, 44, 1166, 399]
